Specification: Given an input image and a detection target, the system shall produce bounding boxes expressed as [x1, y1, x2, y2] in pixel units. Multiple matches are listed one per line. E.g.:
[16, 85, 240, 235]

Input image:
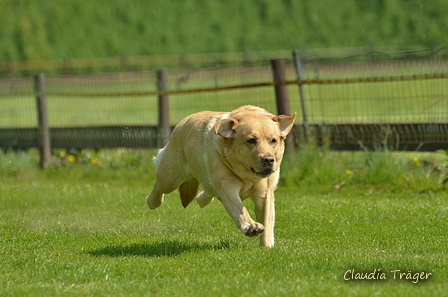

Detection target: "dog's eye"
[247, 138, 257, 145]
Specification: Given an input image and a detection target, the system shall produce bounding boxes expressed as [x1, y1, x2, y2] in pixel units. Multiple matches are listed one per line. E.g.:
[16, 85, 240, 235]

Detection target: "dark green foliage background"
[1, 0, 447, 61]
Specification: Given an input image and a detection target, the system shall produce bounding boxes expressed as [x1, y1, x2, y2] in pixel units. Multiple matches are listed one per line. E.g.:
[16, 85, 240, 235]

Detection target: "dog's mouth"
[250, 167, 273, 178]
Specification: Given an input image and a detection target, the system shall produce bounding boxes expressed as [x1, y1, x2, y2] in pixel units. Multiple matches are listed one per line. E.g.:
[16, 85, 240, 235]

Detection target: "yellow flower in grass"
[68, 155, 76, 163]
[59, 151, 67, 158]
[91, 157, 98, 164]
[346, 170, 354, 175]
[412, 156, 422, 167]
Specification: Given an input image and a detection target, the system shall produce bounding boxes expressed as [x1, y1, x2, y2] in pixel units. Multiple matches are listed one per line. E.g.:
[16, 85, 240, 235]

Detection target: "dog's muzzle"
[250, 155, 275, 178]
[250, 167, 273, 178]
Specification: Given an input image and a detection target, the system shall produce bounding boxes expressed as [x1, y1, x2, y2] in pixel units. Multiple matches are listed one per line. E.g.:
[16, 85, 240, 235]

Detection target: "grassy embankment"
[2, 0, 447, 62]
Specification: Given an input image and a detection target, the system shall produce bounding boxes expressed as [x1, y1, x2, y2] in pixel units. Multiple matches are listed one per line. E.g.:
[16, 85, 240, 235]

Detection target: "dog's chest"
[238, 182, 258, 200]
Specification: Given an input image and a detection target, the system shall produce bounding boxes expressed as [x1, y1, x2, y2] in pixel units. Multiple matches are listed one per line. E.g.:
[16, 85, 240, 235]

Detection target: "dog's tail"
[153, 145, 168, 169]
[179, 178, 199, 208]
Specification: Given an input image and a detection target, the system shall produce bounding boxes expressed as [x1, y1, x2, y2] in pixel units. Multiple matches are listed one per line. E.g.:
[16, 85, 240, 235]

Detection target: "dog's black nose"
[262, 155, 275, 166]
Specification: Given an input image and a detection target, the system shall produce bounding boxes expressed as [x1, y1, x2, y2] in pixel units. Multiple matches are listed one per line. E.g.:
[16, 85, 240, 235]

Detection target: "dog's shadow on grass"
[88, 239, 236, 258]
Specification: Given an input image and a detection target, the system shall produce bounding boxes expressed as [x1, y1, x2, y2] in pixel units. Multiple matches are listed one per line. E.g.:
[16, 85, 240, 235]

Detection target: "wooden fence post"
[34, 72, 51, 168]
[64, 58, 72, 74]
[270, 59, 295, 155]
[7, 61, 14, 77]
[157, 69, 170, 146]
[121, 56, 129, 71]
[292, 50, 311, 140]
[271, 59, 291, 116]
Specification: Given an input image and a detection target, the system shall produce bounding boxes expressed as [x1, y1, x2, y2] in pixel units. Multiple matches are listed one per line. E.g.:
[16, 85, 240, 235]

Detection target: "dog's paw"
[242, 222, 265, 237]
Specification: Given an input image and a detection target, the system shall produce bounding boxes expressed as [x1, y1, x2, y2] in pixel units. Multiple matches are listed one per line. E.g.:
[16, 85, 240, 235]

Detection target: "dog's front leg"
[217, 181, 265, 237]
[254, 189, 275, 248]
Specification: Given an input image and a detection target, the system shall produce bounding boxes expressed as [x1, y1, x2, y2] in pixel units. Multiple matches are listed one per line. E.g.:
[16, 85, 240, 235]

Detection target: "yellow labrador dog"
[146, 105, 296, 247]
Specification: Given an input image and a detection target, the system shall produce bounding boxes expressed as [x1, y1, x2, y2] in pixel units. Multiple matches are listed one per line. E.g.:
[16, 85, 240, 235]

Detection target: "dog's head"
[215, 110, 296, 179]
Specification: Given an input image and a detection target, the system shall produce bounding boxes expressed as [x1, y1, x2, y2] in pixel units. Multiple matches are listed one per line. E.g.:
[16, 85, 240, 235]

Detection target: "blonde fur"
[146, 105, 296, 247]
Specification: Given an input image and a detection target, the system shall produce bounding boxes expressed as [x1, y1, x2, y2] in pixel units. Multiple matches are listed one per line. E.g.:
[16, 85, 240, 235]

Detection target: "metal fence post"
[34, 72, 51, 168]
[270, 59, 295, 155]
[157, 69, 170, 147]
[293, 50, 311, 140]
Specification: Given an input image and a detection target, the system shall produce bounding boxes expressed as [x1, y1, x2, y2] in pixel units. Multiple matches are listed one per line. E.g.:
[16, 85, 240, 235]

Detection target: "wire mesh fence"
[1, 47, 447, 154]
[297, 59, 448, 124]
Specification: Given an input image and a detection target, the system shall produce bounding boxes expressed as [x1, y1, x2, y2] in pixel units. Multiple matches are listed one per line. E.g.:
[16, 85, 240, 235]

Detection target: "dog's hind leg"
[196, 191, 214, 208]
[147, 176, 187, 209]
[146, 185, 165, 209]
[146, 144, 186, 209]
[146, 174, 186, 209]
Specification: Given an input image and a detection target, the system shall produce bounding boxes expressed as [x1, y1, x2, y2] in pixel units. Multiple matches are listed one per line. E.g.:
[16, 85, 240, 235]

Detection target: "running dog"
[146, 105, 296, 247]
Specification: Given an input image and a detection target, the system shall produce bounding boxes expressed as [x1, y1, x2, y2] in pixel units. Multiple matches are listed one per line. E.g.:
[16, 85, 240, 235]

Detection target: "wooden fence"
[1, 50, 448, 167]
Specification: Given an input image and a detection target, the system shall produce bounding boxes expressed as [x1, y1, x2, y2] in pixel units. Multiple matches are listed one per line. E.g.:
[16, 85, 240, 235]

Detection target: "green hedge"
[1, 0, 447, 61]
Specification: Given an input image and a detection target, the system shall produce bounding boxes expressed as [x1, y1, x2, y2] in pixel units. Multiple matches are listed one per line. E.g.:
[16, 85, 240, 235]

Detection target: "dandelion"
[346, 170, 354, 175]
[412, 156, 422, 167]
[91, 157, 98, 164]
[60, 151, 67, 158]
[68, 155, 76, 163]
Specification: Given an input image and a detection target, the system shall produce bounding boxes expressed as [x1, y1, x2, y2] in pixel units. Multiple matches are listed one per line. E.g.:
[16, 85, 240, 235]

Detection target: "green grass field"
[1, 148, 447, 296]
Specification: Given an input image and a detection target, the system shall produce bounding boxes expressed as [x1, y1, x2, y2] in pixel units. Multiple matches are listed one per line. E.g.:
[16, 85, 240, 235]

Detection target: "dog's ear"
[215, 118, 238, 138]
[273, 113, 296, 137]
